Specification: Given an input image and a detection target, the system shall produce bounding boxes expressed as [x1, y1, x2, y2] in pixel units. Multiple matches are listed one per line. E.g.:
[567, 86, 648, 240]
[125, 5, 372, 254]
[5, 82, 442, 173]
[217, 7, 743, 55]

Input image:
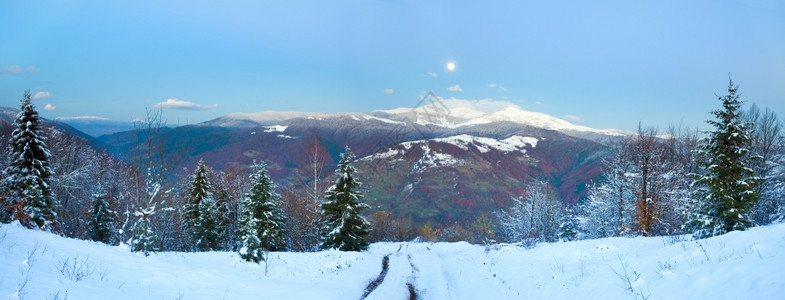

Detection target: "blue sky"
[1, 0, 784, 131]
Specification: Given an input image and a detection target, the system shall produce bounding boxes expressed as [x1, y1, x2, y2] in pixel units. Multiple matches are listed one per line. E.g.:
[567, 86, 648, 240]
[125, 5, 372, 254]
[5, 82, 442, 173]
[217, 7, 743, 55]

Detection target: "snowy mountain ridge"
[0, 106, 20, 123]
[205, 111, 371, 126]
[204, 99, 627, 139]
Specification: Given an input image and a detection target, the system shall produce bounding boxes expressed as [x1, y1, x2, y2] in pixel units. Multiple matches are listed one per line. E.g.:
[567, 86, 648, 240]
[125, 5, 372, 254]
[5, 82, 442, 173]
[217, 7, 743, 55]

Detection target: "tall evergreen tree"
[195, 197, 221, 251]
[319, 147, 371, 251]
[183, 158, 219, 250]
[238, 163, 286, 263]
[88, 184, 115, 244]
[2, 91, 55, 230]
[689, 79, 761, 238]
[212, 172, 236, 250]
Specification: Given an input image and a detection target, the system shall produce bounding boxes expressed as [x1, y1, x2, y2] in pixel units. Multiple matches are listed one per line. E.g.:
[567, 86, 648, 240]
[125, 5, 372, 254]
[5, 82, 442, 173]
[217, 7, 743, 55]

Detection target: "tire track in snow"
[360, 254, 390, 299]
[364, 251, 414, 299]
[364, 243, 423, 300]
[405, 244, 456, 299]
[406, 253, 420, 300]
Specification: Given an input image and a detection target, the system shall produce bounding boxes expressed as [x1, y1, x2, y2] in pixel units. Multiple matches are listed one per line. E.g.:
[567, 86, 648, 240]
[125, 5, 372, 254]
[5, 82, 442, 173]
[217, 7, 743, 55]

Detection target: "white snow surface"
[2, 221, 784, 299]
[431, 134, 537, 153]
[460, 106, 603, 132]
[411, 144, 464, 172]
[362, 115, 406, 125]
[264, 125, 288, 133]
[362, 134, 537, 162]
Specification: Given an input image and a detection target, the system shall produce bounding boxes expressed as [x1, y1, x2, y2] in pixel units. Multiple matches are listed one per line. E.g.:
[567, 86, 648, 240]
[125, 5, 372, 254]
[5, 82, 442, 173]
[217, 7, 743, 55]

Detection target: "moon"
[446, 61, 456, 72]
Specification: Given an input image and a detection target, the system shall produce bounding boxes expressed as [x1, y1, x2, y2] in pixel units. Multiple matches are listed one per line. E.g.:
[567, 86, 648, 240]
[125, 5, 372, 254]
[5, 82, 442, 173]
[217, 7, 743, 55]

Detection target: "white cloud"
[426, 72, 439, 78]
[383, 89, 394, 94]
[154, 98, 218, 110]
[44, 104, 56, 111]
[564, 115, 581, 122]
[535, 101, 543, 105]
[488, 84, 507, 92]
[33, 91, 50, 100]
[447, 84, 463, 92]
[0, 65, 38, 75]
[55, 116, 110, 121]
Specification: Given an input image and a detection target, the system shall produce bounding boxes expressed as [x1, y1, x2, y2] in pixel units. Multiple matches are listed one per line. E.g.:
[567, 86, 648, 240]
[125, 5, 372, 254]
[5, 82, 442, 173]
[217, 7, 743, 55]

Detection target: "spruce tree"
[319, 147, 371, 251]
[183, 158, 218, 250]
[195, 197, 221, 251]
[238, 163, 286, 263]
[130, 205, 157, 256]
[129, 174, 162, 256]
[88, 184, 115, 244]
[690, 79, 761, 238]
[558, 209, 578, 242]
[2, 91, 55, 230]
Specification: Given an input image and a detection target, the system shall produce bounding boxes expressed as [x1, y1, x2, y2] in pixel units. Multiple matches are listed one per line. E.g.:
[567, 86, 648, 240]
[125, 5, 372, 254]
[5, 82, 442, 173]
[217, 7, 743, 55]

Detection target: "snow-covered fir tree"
[319, 147, 371, 251]
[211, 171, 238, 250]
[129, 174, 162, 256]
[130, 205, 157, 256]
[88, 184, 115, 244]
[558, 208, 578, 242]
[689, 79, 761, 238]
[183, 158, 220, 251]
[195, 197, 221, 251]
[2, 91, 55, 230]
[238, 163, 286, 263]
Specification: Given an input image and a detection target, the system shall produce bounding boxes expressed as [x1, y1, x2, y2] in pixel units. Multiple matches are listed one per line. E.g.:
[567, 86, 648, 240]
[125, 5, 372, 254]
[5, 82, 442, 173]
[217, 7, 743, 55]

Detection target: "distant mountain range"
[1, 100, 624, 227]
[0, 107, 103, 145]
[55, 117, 138, 137]
[203, 100, 626, 142]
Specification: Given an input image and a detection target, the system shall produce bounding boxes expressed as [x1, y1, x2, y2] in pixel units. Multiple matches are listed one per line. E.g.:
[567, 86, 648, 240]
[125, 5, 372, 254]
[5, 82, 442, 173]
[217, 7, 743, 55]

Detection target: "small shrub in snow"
[56, 255, 94, 282]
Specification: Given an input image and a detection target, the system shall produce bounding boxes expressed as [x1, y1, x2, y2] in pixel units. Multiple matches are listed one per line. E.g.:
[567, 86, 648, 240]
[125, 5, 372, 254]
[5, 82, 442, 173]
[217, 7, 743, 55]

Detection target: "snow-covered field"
[2, 221, 784, 300]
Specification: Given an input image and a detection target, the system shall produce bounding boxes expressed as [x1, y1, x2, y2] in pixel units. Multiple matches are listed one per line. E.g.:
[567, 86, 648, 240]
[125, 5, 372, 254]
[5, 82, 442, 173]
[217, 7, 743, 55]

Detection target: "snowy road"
[2, 222, 785, 299]
[364, 243, 521, 300]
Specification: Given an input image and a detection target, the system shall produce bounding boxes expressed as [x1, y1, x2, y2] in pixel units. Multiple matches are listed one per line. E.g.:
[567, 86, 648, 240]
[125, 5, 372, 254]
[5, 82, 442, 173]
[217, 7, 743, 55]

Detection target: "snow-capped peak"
[374, 98, 624, 136]
[461, 106, 607, 133]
